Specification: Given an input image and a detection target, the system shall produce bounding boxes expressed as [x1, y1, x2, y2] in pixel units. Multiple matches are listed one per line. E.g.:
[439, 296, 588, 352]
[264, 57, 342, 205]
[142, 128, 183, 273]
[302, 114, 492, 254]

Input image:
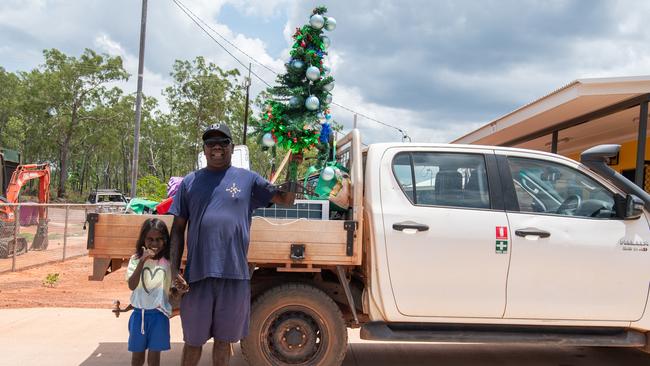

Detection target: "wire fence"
[0, 203, 125, 273]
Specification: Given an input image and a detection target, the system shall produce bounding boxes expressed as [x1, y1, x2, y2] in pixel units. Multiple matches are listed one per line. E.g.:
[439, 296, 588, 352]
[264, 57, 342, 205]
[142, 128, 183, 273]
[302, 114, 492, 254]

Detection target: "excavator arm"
[0, 163, 50, 251]
[4, 163, 51, 205]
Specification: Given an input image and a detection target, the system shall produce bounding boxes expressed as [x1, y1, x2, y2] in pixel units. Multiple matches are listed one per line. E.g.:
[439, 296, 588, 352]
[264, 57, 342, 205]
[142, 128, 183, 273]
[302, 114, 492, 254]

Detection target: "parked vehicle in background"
[85, 131, 650, 366]
[86, 189, 128, 213]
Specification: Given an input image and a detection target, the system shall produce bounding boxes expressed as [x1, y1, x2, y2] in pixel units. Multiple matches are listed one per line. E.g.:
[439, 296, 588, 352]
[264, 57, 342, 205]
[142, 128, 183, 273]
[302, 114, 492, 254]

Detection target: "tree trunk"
[57, 104, 81, 199]
[79, 153, 87, 194]
[57, 136, 71, 198]
[148, 143, 158, 177]
[121, 139, 130, 194]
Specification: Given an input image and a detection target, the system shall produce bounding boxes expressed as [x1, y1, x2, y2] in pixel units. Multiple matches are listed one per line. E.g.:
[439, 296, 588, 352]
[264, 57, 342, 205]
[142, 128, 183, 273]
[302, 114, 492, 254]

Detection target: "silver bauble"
[306, 66, 321, 81]
[305, 95, 320, 111]
[321, 166, 335, 181]
[262, 133, 275, 147]
[325, 17, 337, 31]
[322, 63, 331, 76]
[310, 14, 325, 29]
[288, 96, 301, 108]
[290, 59, 304, 70]
[325, 93, 333, 104]
[321, 36, 331, 49]
[323, 81, 335, 92]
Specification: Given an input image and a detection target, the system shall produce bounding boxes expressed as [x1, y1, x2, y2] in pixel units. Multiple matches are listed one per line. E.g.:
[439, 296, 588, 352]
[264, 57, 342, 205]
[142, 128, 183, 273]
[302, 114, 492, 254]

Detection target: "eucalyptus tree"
[37, 48, 129, 198]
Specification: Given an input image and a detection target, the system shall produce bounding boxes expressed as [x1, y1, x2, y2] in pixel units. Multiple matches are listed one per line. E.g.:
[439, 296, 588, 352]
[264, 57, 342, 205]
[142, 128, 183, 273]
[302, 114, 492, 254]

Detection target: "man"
[169, 123, 296, 366]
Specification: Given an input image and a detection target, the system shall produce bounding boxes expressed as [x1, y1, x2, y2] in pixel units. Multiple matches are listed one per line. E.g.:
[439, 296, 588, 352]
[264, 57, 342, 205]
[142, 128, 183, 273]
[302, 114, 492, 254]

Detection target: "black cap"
[202, 123, 232, 141]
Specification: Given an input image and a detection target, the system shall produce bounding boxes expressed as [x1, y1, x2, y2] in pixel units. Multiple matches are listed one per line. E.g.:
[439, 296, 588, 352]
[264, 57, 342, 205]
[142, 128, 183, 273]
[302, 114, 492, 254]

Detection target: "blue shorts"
[180, 278, 250, 345]
[128, 308, 170, 352]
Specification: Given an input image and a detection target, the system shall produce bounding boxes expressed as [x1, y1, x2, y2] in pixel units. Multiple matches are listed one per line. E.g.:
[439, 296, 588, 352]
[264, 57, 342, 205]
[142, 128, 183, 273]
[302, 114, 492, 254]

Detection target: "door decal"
[496, 226, 508, 254]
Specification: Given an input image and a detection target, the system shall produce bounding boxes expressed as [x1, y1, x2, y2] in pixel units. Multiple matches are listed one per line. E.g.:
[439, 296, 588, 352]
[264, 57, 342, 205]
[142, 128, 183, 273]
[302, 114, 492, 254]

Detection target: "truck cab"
[365, 143, 650, 324]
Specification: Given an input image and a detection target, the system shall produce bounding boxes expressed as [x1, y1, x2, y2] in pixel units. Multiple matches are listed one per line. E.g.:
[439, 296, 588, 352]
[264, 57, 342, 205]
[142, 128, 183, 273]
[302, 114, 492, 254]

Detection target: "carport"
[453, 76, 650, 191]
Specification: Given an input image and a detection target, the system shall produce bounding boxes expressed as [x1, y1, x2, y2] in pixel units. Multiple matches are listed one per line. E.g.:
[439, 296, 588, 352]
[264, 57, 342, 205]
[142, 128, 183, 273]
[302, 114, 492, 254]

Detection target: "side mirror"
[616, 194, 644, 220]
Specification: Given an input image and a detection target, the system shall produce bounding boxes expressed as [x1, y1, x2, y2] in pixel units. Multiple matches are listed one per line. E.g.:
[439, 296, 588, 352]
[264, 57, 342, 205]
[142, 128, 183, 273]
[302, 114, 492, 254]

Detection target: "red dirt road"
[0, 255, 130, 308]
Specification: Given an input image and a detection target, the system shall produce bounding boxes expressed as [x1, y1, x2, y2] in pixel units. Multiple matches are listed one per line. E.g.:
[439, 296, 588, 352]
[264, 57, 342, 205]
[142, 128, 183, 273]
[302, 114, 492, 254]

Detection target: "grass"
[48, 233, 63, 240]
[18, 232, 34, 241]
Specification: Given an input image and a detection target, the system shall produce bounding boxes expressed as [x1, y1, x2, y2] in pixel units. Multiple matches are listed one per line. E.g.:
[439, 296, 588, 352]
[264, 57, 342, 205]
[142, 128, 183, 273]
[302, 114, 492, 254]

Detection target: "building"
[453, 76, 650, 191]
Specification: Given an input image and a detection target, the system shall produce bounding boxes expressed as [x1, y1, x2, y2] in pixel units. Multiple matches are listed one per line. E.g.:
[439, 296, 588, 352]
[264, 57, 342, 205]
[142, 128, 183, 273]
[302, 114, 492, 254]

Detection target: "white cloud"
[226, 0, 293, 19]
[4, 0, 650, 145]
[93, 34, 170, 112]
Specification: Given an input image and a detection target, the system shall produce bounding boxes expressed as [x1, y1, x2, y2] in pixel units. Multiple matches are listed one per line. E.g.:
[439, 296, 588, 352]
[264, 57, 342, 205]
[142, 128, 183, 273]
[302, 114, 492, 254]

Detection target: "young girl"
[126, 218, 186, 366]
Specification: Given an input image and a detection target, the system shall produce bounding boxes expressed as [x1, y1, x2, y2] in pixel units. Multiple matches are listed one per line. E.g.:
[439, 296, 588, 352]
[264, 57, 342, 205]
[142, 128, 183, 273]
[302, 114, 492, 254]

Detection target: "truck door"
[381, 147, 511, 318]
[499, 153, 650, 321]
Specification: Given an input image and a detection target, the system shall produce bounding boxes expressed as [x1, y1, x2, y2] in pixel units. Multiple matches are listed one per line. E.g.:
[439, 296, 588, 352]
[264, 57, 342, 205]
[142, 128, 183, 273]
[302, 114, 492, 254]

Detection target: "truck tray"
[87, 213, 360, 280]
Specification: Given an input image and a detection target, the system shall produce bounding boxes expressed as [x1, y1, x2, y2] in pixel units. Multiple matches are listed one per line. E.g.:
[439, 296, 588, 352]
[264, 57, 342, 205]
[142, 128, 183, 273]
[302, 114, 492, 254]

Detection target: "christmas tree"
[254, 6, 338, 181]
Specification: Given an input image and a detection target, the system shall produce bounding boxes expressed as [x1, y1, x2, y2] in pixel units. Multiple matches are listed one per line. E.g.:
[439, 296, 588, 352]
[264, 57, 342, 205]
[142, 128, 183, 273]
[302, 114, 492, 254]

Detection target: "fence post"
[63, 205, 69, 261]
[12, 204, 20, 272]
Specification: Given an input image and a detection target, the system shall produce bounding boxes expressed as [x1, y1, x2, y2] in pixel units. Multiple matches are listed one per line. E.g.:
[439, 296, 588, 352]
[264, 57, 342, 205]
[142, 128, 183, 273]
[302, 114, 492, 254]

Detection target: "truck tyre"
[241, 283, 347, 366]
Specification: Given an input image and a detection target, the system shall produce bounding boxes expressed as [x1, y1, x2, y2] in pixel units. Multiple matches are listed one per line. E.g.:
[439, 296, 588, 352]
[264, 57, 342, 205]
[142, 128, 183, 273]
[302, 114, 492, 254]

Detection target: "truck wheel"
[0, 241, 7, 258]
[15, 237, 27, 255]
[241, 283, 347, 366]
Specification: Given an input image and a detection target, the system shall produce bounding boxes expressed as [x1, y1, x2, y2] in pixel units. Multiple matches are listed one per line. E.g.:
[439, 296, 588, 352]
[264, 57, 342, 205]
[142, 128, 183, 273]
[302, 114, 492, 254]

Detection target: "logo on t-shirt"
[226, 182, 241, 198]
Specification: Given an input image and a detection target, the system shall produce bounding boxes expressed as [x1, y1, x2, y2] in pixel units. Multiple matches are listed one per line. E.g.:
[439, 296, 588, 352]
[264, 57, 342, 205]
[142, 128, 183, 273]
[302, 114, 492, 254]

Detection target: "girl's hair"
[135, 218, 170, 260]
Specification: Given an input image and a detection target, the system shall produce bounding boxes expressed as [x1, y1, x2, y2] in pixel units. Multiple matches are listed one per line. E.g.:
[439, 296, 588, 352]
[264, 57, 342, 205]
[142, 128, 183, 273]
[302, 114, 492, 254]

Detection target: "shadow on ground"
[77, 342, 650, 366]
[78, 342, 247, 366]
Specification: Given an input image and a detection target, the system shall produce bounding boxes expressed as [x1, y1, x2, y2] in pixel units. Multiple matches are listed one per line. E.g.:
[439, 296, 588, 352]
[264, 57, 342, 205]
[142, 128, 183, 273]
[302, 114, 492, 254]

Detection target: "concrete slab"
[2, 308, 650, 366]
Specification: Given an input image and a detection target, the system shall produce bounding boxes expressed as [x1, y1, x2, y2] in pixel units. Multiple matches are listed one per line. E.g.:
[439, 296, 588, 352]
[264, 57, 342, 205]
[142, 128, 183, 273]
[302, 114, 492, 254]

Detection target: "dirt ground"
[0, 255, 130, 309]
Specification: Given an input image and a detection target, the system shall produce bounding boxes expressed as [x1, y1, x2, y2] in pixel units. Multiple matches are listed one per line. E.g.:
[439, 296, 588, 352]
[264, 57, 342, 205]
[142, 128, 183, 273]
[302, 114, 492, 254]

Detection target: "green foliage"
[0, 49, 257, 198]
[0, 68, 23, 149]
[164, 56, 245, 174]
[136, 175, 167, 202]
[18, 48, 130, 198]
[42, 273, 60, 287]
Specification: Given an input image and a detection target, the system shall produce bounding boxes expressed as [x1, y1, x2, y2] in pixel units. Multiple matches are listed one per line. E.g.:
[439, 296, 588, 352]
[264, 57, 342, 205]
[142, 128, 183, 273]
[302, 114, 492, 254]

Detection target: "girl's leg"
[131, 351, 146, 366]
[212, 340, 230, 366]
[146, 350, 161, 366]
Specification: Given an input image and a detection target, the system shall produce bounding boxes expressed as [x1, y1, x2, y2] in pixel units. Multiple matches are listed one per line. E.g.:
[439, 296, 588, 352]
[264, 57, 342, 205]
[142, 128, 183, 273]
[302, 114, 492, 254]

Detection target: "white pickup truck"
[87, 130, 650, 365]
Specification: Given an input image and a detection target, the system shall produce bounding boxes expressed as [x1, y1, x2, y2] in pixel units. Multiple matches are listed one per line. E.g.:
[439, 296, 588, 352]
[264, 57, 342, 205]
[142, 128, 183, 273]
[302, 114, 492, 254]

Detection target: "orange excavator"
[0, 163, 50, 258]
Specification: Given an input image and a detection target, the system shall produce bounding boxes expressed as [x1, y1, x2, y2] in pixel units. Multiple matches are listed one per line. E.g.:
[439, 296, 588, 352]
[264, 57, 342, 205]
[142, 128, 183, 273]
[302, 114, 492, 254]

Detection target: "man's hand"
[291, 152, 303, 163]
[173, 273, 189, 294]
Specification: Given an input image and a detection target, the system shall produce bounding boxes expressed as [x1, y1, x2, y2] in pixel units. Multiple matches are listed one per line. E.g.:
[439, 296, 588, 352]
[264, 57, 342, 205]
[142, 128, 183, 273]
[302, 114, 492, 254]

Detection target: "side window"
[507, 157, 616, 218]
[392, 153, 414, 202]
[109, 195, 124, 202]
[392, 152, 490, 209]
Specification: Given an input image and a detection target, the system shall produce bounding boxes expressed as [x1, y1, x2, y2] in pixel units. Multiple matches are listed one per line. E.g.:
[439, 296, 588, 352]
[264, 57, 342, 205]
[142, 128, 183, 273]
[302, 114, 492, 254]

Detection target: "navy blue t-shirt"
[169, 167, 276, 283]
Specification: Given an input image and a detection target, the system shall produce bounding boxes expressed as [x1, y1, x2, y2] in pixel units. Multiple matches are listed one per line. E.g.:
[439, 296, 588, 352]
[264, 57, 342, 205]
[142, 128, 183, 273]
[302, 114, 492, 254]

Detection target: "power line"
[170, 0, 409, 140]
[171, 0, 272, 88]
[330, 102, 411, 141]
[173, 0, 279, 76]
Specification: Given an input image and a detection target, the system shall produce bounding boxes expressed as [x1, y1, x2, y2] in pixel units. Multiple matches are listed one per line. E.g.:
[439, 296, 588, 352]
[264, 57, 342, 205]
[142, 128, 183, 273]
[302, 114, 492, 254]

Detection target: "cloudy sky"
[2, 0, 650, 144]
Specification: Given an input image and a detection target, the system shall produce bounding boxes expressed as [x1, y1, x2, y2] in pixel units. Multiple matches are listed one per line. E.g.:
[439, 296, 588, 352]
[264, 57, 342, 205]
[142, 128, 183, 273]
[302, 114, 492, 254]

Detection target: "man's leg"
[181, 344, 202, 366]
[212, 340, 231, 366]
[180, 279, 213, 366]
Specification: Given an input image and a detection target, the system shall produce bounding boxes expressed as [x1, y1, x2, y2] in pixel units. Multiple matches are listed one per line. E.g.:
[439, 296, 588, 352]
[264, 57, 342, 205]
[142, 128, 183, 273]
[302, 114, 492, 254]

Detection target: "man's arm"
[169, 215, 187, 279]
[271, 190, 296, 206]
[270, 153, 301, 206]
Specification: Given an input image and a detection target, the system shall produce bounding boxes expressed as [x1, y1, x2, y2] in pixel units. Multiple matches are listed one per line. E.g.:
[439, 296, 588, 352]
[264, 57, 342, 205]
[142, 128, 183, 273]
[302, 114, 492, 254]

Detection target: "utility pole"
[353, 113, 358, 129]
[130, 0, 148, 199]
[242, 63, 252, 145]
